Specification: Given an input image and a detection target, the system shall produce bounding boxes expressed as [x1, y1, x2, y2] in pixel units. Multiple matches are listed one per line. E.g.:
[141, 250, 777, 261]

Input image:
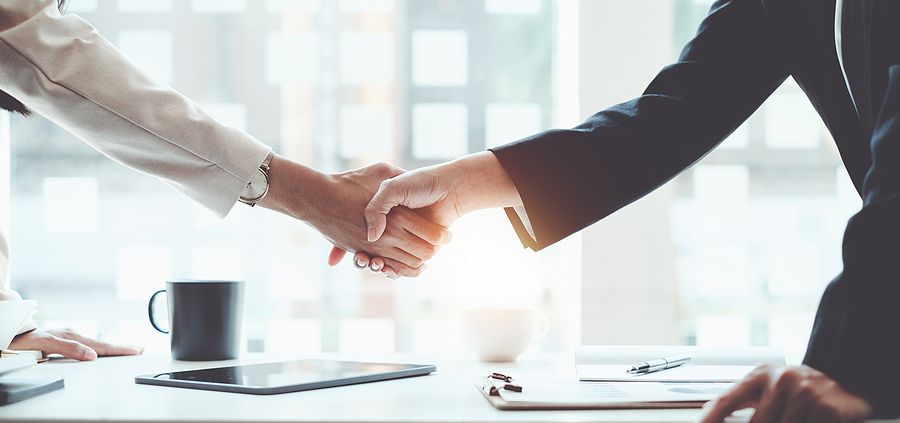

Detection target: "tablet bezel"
[134, 359, 437, 395]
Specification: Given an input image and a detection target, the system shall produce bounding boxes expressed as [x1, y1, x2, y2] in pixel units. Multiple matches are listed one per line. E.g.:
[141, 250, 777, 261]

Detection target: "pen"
[626, 354, 691, 375]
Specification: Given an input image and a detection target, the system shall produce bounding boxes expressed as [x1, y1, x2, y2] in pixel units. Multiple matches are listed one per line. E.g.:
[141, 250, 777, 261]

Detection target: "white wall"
[578, 0, 680, 345]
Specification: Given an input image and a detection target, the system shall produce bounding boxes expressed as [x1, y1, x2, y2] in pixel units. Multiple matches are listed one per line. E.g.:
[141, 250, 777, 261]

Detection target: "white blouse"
[835, 0, 858, 117]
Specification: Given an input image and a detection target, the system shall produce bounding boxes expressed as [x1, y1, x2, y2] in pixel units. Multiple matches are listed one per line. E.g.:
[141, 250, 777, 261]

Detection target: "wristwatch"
[238, 151, 275, 207]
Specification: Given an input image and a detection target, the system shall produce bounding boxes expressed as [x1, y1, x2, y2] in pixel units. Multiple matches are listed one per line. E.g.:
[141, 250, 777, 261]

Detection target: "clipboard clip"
[488, 372, 513, 383]
[483, 373, 523, 395]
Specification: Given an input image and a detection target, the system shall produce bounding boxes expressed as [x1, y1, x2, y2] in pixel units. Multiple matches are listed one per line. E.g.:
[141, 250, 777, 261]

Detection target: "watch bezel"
[238, 168, 270, 205]
[238, 151, 274, 207]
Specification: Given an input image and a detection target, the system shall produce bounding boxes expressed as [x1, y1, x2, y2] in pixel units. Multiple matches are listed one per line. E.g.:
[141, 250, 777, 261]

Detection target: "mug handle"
[532, 312, 551, 344]
[148, 289, 168, 334]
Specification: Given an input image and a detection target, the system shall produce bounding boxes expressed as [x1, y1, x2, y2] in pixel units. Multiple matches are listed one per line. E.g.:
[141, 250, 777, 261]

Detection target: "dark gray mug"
[148, 280, 244, 361]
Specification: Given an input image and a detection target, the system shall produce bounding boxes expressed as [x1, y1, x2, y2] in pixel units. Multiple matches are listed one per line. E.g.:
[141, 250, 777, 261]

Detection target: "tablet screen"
[135, 359, 436, 395]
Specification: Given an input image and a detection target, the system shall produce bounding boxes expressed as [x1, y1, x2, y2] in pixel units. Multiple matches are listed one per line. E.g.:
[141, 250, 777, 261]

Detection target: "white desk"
[0, 353, 745, 423]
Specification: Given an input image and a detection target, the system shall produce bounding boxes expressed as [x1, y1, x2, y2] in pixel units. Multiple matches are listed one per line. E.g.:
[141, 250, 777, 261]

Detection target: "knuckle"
[795, 379, 817, 399]
[375, 179, 392, 196]
[773, 367, 802, 389]
[373, 161, 393, 177]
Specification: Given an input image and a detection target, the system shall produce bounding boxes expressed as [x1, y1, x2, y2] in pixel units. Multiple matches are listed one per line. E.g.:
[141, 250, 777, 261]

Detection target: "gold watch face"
[241, 169, 269, 201]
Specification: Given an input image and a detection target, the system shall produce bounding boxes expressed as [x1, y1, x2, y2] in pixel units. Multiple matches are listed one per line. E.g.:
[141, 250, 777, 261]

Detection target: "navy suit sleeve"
[489, 0, 788, 250]
[802, 64, 900, 419]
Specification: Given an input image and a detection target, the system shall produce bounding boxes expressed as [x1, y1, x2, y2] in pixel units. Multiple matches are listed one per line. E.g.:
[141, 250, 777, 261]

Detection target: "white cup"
[458, 307, 551, 362]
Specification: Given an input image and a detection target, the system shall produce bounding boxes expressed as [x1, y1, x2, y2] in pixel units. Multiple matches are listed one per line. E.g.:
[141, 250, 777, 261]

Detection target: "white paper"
[576, 364, 761, 383]
[488, 374, 730, 406]
[0, 300, 38, 350]
[576, 345, 784, 383]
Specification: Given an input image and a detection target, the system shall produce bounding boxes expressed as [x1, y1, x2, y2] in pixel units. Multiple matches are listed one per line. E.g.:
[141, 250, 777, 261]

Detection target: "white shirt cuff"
[512, 205, 537, 244]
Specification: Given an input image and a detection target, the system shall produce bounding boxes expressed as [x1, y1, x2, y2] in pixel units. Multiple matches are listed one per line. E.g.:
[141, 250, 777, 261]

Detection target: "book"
[576, 345, 785, 383]
[0, 377, 64, 405]
[0, 300, 37, 350]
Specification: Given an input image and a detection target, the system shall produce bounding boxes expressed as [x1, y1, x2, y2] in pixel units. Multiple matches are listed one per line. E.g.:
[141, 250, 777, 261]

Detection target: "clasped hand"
[331, 152, 514, 278]
[312, 162, 455, 278]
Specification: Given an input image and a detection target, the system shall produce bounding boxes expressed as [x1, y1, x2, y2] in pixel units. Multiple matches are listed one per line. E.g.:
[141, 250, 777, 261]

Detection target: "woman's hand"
[8, 328, 143, 361]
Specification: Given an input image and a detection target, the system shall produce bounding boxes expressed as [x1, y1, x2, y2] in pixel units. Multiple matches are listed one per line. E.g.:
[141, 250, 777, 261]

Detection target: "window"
[5, 0, 579, 356]
[3, 1, 854, 363]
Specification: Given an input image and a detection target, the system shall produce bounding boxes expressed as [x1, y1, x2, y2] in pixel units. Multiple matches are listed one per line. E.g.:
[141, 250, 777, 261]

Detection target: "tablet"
[134, 359, 436, 395]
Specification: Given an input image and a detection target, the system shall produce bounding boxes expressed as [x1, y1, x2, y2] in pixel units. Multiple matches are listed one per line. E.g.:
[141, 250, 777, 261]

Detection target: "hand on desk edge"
[696, 364, 873, 423]
[9, 328, 143, 361]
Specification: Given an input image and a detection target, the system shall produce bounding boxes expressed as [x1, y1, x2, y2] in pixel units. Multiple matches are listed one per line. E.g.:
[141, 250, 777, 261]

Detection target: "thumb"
[365, 170, 449, 242]
[365, 182, 402, 242]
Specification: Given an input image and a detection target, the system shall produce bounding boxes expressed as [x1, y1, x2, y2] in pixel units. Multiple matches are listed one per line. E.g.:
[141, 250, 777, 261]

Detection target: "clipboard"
[476, 373, 727, 410]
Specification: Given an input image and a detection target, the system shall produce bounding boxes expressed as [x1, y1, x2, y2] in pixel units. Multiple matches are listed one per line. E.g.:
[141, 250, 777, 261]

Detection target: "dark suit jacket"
[490, 0, 900, 416]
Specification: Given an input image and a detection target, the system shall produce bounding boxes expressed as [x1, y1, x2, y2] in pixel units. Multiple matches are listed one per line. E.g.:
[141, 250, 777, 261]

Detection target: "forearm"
[256, 155, 331, 223]
[0, 1, 269, 218]
[437, 151, 523, 215]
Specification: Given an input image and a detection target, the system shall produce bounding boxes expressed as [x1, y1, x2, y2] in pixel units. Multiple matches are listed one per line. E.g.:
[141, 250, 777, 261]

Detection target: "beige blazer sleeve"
[0, 0, 271, 218]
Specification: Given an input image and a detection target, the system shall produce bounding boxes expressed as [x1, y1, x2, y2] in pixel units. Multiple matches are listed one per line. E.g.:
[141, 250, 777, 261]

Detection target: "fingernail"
[367, 226, 376, 242]
[83, 348, 98, 360]
[356, 258, 366, 268]
[371, 262, 382, 271]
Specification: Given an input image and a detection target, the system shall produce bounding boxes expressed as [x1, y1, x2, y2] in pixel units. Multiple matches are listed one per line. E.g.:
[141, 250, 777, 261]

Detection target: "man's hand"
[353, 152, 523, 277]
[364, 164, 464, 244]
[364, 151, 521, 243]
[696, 364, 873, 423]
[353, 162, 468, 278]
[260, 158, 451, 278]
[8, 328, 143, 361]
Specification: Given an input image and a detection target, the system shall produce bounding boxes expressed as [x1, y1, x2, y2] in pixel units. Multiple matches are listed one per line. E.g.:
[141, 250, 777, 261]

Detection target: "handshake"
[260, 151, 519, 279]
